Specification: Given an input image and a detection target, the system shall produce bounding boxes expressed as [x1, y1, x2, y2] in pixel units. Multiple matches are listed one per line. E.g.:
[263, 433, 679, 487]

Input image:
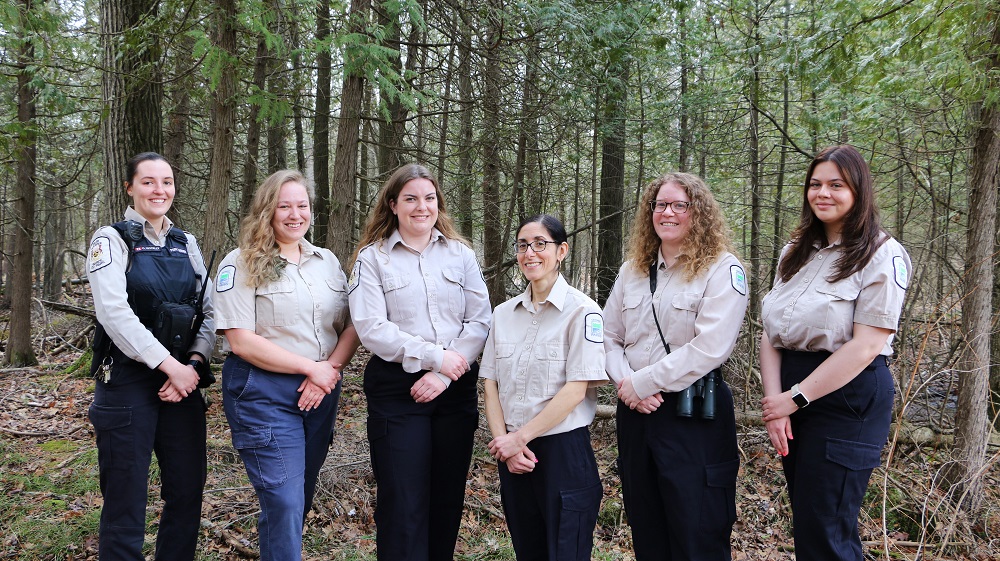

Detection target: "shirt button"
[517, 396, 523, 401]
[644, 346, 651, 351]
[818, 255, 823, 260]
[549, 351, 556, 357]
[532, 320, 538, 325]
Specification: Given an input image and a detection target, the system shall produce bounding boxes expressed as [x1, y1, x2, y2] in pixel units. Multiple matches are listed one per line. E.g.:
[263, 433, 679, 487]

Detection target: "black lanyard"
[648, 261, 671, 355]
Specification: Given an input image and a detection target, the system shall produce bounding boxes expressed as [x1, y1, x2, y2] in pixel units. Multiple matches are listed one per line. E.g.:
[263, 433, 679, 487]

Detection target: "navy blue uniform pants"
[363, 355, 479, 561]
[616, 380, 739, 561]
[498, 426, 603, 561]
[89, 361, 207, 561]
[222, 355, 342, 561]
[780, 351, 894, 561]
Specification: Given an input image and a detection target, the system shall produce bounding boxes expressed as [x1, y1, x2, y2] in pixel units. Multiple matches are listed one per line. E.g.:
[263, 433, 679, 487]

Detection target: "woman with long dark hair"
[760, 145, 910, 561]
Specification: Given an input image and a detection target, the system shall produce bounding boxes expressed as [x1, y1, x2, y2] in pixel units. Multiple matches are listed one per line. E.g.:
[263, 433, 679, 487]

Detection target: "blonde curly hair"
[625, 172, 736, 281]
[238, 170, 314, 288]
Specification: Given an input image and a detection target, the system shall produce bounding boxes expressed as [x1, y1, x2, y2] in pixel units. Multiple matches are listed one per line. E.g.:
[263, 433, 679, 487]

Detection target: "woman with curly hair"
[603, 172, 749, 561]
[760, 145, 910, 561]
[213, 170, 360, 560]
[349, 163, 491, 561]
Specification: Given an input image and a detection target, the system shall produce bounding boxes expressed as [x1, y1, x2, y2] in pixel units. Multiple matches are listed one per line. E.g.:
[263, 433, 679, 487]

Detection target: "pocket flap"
[534, 341, 566, 360]
[623, 292, 644, 310]
[326, 278, 347, 292]
[815, 281, 859, 301]
[382, 274, 411, 292]
[495, 343, 517, 359]
[231, 426, 273, 450]
[257, 279, 294, 295]
[442, 267, 465, 286]
[671, 292, 700, 312]
[560, 483, 602, 512]
[705, 458, 739, 488]
[825, 437, 882, 470]
[88, 404, 132, 431]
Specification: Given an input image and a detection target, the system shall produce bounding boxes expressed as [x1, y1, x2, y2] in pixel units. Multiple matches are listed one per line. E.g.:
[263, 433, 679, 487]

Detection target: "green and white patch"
[584, 312, 604, 343]
[893, 256, 908, 289]
[349, 261, 361, 294]
[730, 265, 747, 295]
[216, 264, 236, 292]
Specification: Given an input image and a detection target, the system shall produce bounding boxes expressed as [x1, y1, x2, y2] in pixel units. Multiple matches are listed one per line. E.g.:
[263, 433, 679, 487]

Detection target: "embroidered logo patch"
[216, 264, 236, 292]
[88, 236, 112, 273]
[892, 256, 909, 289]
[584, 312, 604, 343]
[730, 265, 747, 295]
[348, 261, 361, 294]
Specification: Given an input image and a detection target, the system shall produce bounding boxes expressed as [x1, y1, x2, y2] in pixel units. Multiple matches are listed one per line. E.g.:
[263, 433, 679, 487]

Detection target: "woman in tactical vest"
[603, 172, 749, 561]
[213, 169, 360, 561]
[87, 152, 216, 561]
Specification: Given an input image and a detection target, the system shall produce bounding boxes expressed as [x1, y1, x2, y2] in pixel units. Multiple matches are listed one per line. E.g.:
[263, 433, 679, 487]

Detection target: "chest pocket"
[665, 292, 700, 344]
[806, 279, 860, 335]
[325, 278, 349, 328]
[442, 267, 466, 315]
[382, 274, 415, 320]
[534, 342, 567, 398]
[621, 292, 646, 346]
[256, 279, 297, 327]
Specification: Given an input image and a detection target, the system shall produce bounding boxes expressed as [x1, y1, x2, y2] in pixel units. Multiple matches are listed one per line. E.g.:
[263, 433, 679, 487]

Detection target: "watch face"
[793, 392, 808, 407]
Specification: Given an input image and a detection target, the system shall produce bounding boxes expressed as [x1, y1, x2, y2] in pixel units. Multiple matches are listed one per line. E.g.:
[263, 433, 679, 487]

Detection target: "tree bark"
[480, 2, 505, 307]
[7, 0, 39, 366]
[328, 0, 371, 266]
[312, 0, 333, 246]
[241, 36, 269, 219]
[455, 6, 475, 240]
[376, 0, 409, 175]
[944, 10, 1000, 515]
[596, 60, 628, 307]
[202, 0, 238, 271]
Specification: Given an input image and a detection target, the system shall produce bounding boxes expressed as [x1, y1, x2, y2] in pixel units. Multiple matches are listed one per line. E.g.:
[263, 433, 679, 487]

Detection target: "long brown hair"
[238, 170, 314, 288]
[777, 145, 886, 283]
[352, 163, 468, 264]
[625, 172, 735, 281]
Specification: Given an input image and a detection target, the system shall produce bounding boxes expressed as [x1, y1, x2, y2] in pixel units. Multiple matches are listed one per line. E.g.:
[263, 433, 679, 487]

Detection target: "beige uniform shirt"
[213, 240, 351, 361]
[87, 206, 216, 368]
[604, 252, 749, 400]
[479, 275, 608, 435]
[348, 229, 491, 381]
[761, 236, 910, 355]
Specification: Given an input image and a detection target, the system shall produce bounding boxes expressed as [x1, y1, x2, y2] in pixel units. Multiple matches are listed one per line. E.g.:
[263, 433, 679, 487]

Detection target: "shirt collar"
[124, 206, 174, 240]
[387, 228, 446, 251]
[516, 274, 570, 312]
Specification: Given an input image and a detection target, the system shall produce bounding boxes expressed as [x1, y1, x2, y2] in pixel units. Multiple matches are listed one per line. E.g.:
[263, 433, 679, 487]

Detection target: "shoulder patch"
[584, 312, 604, 343]
[730, 265, 747, 295]
[89, 236, 113, 273]
[348, 260, 361, 294]
[216, 264, 236, 292]
[892, 256, 909, 289]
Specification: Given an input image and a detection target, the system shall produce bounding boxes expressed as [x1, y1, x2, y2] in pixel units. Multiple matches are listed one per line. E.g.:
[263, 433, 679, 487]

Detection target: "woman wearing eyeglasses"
[349, 163, 491, 561]
[603, 172, 748, 561]
[480, 214, 608, 561]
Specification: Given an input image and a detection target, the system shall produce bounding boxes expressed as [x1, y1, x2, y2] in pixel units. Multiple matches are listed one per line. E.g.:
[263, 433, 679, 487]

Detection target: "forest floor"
[1, 311, 999, 560]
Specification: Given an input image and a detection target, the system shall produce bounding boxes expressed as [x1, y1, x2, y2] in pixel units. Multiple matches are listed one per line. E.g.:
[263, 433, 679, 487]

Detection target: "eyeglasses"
[650, 200, 692, 214]
[513, 240, 557, 253]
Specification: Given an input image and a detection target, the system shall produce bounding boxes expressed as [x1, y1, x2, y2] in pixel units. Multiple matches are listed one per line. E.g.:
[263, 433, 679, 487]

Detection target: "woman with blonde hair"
[213, 169, 359, 560]
[604, 172, 749, 561]
[349, 163, 491, 561]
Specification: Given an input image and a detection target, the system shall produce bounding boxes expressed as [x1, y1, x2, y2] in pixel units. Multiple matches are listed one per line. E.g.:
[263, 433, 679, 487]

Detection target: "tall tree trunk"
[747, 9, 762, 321]
[677, 0, 689, 172]
[164, 28, 195, 227]
[945, 10, 1000, 514]
[313, 0, 333, 247]
[376, 0, 408, 174]
[42, 182, 67, 300]
[7, 0, 39, 366]
[480, 2, 505, 307]
[456, 5, 475, 240]
[596, 61, 628, 306]
[202, 0, 238, 271]
[328, 0, 371, 267]
[241, 36, 269, 219]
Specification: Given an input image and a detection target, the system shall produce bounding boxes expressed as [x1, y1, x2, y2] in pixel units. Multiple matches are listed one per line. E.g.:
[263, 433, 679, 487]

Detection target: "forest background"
[1, 0, 1000, 558]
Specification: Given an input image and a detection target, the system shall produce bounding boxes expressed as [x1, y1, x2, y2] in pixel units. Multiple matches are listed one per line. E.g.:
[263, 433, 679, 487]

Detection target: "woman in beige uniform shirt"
[349, 163, 491, 561]
[481, 214, 607, 561]
[604, 172, 748, 561]
[760, 145, 910, 561]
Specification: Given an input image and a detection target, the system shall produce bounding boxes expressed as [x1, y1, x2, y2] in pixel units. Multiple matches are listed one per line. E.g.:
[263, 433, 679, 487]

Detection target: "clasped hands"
[410, 350, 469, 403]
[488, 431, 537, 474]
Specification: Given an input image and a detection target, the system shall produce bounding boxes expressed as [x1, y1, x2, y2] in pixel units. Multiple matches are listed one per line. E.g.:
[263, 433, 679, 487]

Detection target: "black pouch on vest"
[152, 301, 197, 362]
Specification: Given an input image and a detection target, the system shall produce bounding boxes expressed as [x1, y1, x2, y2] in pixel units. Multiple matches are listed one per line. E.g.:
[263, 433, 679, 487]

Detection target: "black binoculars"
[676, 370, 719, 420]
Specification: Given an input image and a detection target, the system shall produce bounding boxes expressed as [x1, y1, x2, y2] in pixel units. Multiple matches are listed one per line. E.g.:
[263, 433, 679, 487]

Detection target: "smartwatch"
[790, 383, 810, 408]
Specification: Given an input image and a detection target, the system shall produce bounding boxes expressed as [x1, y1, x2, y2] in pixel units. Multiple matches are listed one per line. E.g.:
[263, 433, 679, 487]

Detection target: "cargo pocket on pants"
[89, 404, 135, 471]
[556, 483, 602, 560]
[704, 458, 739, 528]
[232, 426, 286, 489]
[825, 438, 882, 517]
